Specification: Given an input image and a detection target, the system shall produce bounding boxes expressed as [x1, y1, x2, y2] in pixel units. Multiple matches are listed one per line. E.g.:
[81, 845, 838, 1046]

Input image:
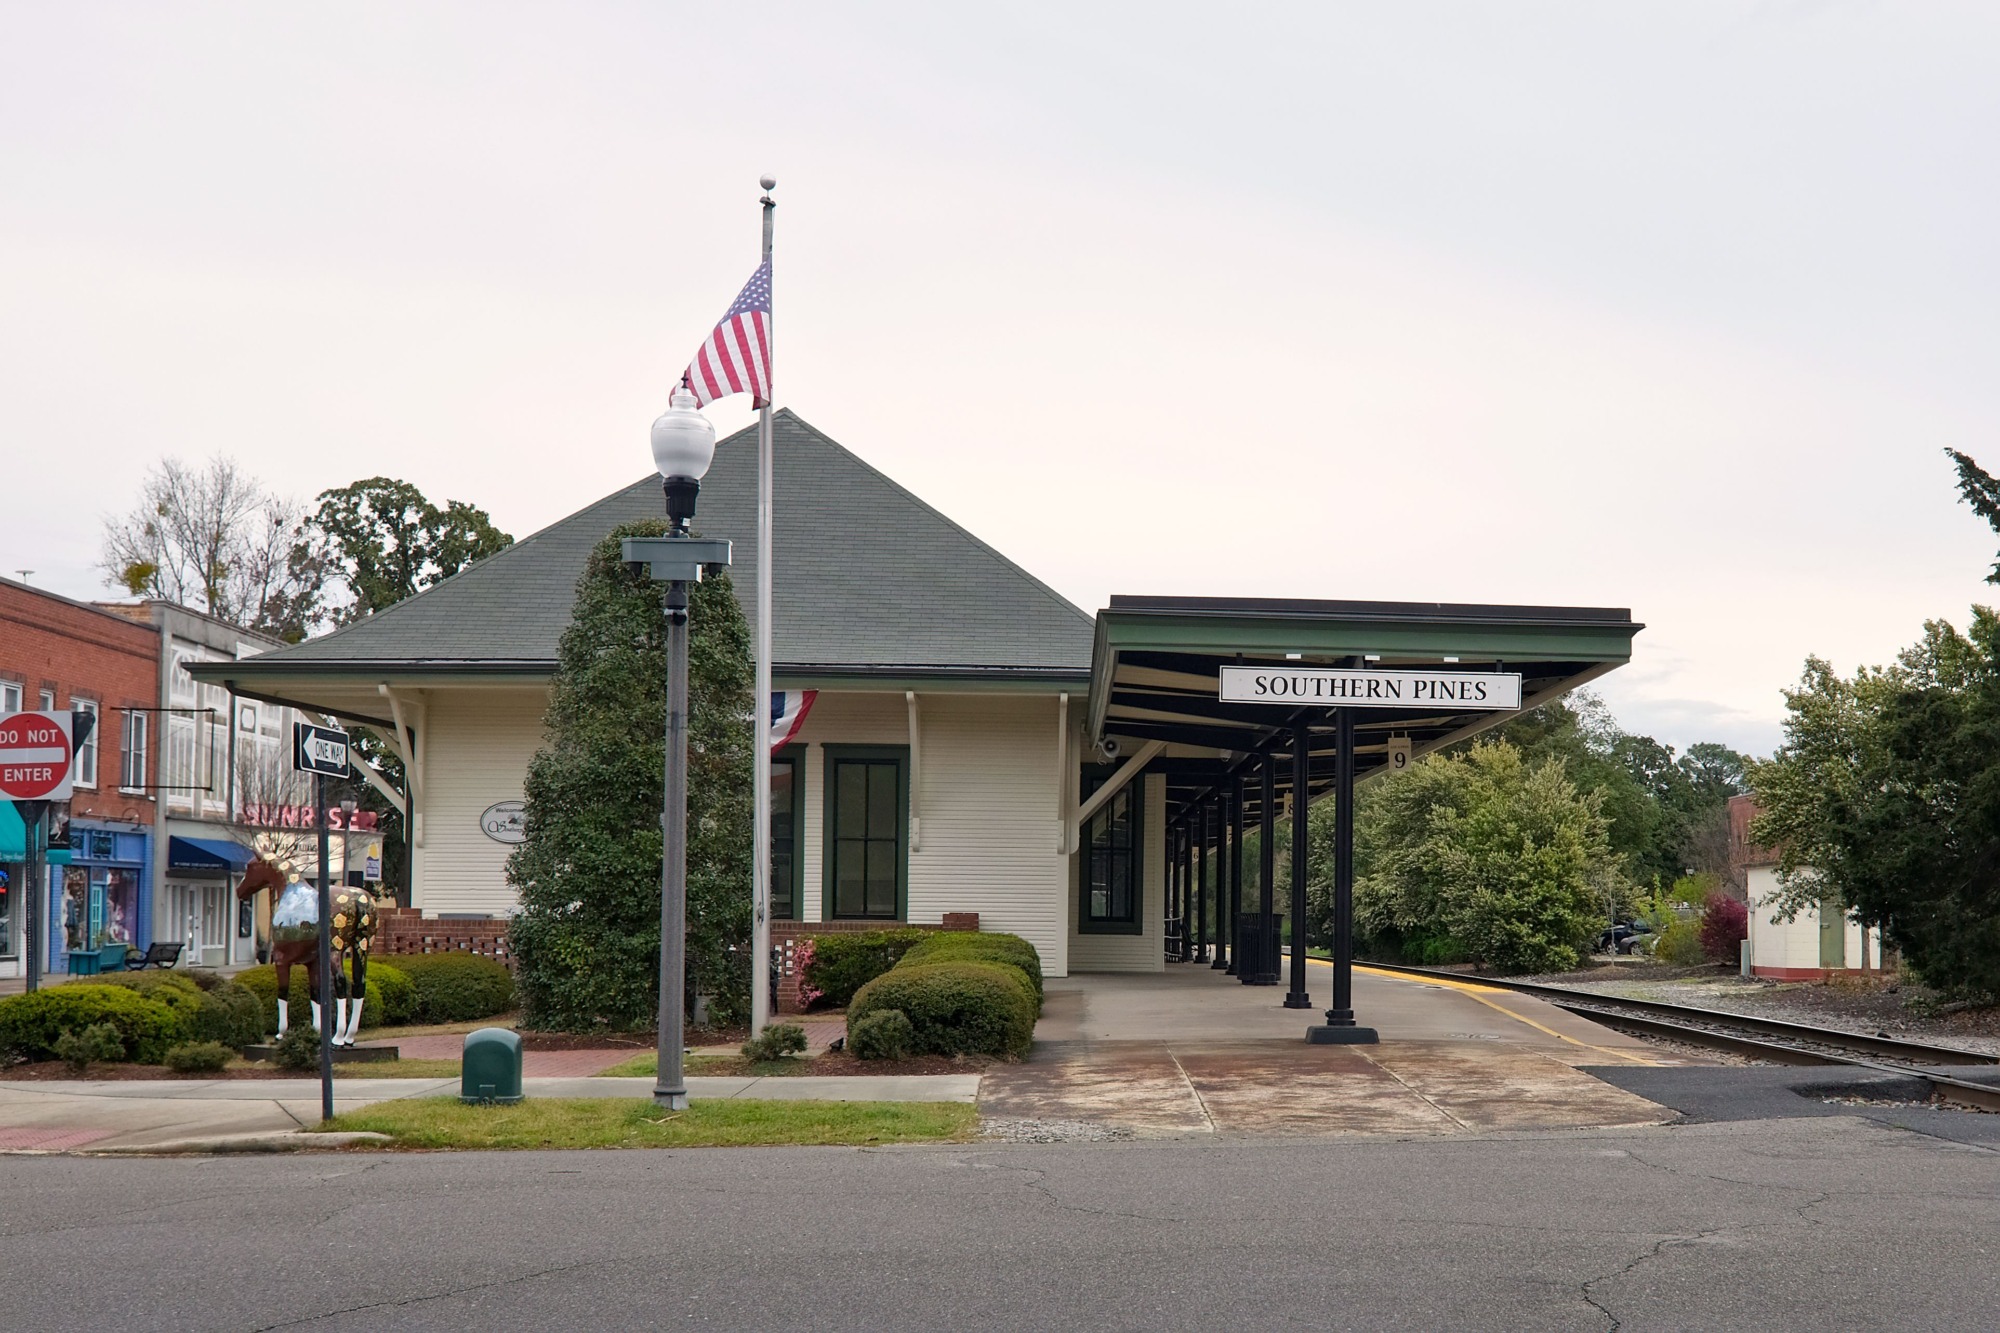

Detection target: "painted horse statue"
[235, 858, 379, 1046]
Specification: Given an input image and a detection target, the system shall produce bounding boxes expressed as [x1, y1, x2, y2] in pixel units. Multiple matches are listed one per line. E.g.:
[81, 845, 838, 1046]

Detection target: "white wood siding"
[792, 692, 1072, 976]
[412, 688, 549, 917]
[1067, 772, 1165, 973]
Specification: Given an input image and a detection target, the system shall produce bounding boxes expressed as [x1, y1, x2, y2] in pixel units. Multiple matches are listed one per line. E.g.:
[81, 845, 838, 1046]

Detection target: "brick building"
[0, 576, 160, 978]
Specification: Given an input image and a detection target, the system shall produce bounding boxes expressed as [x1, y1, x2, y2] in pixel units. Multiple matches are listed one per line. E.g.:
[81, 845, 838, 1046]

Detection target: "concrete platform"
[979, 960, 1677, 1138]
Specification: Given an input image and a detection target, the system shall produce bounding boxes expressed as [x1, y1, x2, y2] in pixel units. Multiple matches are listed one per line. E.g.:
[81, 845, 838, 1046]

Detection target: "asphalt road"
[5, 1113, 1997, 1332]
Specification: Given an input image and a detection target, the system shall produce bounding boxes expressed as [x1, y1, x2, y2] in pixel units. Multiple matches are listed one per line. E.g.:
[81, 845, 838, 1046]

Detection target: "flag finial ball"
[651, 389, 717, 483]
[760, 174, 777, 191]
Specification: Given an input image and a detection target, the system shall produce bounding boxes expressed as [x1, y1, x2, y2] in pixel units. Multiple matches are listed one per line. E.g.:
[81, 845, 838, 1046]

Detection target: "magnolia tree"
[507, 521, 754, 1031]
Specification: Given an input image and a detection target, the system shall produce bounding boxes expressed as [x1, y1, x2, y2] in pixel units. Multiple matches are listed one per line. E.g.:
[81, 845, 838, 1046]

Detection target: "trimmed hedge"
[233, 963, 388, 1035]
[848, 961, 1036, 1058]
[367, 963, 418, 1026]
[801, 928, 933, 1009]
[91, 972, 264, 1049]
[901, 932, 1043, 1006]
[387, 954, 515, 1022]
[848, 1008, 914, 1061]
[0, 985, 188, 1064]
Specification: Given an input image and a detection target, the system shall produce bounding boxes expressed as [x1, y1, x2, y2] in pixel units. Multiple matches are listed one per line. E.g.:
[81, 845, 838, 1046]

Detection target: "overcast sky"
[5, 3, 1997, 756]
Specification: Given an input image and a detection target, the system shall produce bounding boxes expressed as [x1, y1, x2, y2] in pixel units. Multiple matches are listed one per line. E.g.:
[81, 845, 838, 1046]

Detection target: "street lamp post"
[622, 388, 731, 1111]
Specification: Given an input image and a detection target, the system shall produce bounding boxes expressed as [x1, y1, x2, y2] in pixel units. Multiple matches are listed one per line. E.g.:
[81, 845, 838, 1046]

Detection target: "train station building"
[195, 412, 1640, 1020]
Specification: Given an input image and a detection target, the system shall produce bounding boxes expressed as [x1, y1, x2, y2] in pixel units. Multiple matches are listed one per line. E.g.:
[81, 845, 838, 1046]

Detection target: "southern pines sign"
[1218, 665, 1523, 711]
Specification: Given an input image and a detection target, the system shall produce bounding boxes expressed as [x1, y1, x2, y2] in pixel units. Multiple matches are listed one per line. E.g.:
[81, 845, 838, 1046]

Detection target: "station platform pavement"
[977, 959, 1683, 1138]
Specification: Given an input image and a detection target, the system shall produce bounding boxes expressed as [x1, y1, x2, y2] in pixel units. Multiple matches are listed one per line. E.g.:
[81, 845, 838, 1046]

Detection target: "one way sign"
[293, 722, 350, 777]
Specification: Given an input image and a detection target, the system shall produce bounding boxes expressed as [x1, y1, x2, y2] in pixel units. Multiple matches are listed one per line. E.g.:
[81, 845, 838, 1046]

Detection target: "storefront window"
[61, 866, 139, 952]
[61, 867, 88, 952]
[0, 865, 15, 960]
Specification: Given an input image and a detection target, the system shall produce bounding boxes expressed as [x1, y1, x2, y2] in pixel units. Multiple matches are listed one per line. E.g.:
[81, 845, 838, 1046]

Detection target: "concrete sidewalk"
[0, 1073, 982, 1153]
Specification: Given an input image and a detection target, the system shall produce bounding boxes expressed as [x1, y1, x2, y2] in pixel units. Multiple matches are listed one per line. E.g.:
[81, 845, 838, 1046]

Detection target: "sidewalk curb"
[80, 1131, 395, 1155]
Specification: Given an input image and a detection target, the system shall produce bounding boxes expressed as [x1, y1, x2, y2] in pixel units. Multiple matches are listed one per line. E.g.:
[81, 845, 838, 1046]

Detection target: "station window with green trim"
[825, 748, 907, 920]
[771, 749, 803, 921]
[1079, 771, 1142, 934]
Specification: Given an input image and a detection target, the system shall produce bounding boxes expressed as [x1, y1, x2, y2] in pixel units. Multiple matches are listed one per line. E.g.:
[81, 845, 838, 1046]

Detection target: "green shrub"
[164, 1041, 233, 1073]
[741, 1023, 808, 1061]
[368, 962, 418, 1025]
[388, 954, 515, 1022]
[801, 929, 934, 1008]
[55, 1023, 127, 1072]
[848, 961, 1036, 1059]
[234, 962, 389, 1035]
[0, 985, 188, 1064]
[92, 972, 263, 1048]
[900, 932, 1043, 1004]
[847, 1008, 914, 1061]
[273, 1025, 321, 1071]
[1651, 915, 1705, 964]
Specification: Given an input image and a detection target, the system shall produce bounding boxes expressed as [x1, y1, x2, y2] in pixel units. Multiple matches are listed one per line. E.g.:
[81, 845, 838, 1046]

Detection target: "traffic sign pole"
[316, 771, 335, 1122]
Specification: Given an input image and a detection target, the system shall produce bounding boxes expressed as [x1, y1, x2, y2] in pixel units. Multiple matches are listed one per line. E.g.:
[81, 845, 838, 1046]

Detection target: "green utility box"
[461, 1027, 524, 1105]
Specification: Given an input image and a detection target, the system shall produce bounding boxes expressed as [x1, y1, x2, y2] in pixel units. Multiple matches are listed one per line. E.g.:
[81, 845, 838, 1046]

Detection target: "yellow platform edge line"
[1311, 959, 1659, 1066]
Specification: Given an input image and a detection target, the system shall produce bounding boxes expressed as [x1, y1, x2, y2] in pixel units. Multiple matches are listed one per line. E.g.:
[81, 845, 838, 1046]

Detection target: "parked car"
[1596, 921, 1655, 955]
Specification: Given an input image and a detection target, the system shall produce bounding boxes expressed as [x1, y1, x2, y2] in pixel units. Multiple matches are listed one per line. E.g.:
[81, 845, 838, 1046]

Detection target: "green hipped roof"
[237, 410, 1094, 678]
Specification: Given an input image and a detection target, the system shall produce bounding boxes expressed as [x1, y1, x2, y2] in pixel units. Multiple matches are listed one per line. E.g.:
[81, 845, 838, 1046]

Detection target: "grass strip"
[313, 1096, 976, 1150]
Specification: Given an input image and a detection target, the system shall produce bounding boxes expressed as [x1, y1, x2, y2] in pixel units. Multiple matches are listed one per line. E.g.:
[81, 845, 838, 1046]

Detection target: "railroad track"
[1358, 960, 2000, 1113]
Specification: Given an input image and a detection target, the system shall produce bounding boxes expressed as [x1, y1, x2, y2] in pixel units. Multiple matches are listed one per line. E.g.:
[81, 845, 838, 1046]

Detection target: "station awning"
[1085, 595, 1644, 822]
[167, 836, 260, 872]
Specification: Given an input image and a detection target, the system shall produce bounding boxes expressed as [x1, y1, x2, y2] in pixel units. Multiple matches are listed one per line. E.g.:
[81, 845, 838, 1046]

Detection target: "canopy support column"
[1194, 799, 1210, 964]
[1284, 722, 1313, 1009]
[1310, 706, 1378, 1043]
[1245, 752, 1279, 985]
[1223, 775, 1243, 974]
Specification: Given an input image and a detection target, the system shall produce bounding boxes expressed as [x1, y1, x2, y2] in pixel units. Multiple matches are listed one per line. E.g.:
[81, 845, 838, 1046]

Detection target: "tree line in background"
[1745, 449, 2000, 1002]
[102, 456, 512, 644]
[1284, 692, 1750, 975]
[98, 456, 516, 902]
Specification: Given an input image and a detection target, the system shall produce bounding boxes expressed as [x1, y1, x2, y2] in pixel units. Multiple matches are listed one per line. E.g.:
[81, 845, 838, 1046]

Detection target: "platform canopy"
[1085, 595, 1644, 823]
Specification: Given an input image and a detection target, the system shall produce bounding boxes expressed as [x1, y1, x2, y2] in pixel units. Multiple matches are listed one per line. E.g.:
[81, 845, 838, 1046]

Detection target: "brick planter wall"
[376, 906, 512, 963]
[771, 914, 978, 1014]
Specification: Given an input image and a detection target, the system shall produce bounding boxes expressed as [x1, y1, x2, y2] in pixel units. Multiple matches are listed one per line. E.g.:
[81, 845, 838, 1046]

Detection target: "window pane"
[770, 762, 795, 919]
[836, 763, 867, 837]
[834, 839, 865, 916]
[866, 762, 896, 837]
[865, 841, 897, 916]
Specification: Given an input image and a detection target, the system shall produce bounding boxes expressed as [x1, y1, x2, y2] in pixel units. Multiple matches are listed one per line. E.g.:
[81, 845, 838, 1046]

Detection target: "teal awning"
[168, 836, 258, 871]
[0, 803, 21, 861]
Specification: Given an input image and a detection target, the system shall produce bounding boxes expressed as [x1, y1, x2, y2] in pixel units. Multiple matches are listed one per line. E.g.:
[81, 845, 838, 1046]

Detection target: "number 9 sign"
[1386, 737, 1413, 773]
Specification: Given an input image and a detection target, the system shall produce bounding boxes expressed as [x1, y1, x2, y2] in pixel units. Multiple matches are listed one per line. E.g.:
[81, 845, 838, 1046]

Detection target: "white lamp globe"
[650, 387, 717, 481]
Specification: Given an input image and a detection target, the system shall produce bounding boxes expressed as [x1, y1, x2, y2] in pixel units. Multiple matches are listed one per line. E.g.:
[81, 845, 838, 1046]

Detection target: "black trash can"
[1235, 912, 1281, 985]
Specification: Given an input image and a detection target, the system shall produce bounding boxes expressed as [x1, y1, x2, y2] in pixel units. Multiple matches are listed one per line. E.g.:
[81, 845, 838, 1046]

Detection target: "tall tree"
[506, 521, 754, 1030]
[1947, 448, 2000, 583]
[296, 477, 512, 623]
[101, 456, 320, 641]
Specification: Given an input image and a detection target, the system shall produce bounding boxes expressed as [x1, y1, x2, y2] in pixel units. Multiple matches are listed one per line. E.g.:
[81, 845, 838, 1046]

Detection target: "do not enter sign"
[0, 711, 74, 801]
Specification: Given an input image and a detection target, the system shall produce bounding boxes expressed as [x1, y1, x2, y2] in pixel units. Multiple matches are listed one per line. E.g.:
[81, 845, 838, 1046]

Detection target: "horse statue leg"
[273, 951, 290, 1036]
[332, 890, 375, 1046]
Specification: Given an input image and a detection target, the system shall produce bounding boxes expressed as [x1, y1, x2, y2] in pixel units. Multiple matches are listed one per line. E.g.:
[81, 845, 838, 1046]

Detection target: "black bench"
[123, 941, 183, 970]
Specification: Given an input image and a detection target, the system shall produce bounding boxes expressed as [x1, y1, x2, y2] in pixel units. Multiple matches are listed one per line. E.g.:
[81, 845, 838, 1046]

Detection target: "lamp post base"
[1306, 1025, 1379, 1045]
[654, 1087, 689, 1110]
[1282, 993, 1314, 1009]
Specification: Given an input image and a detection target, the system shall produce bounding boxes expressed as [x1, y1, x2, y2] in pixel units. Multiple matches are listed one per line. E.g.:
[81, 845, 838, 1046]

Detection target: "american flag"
[683, 258, 772, 408]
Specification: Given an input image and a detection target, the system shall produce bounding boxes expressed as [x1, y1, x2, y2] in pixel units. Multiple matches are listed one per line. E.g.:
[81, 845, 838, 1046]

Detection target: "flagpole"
[751, 174, 777, 1037]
